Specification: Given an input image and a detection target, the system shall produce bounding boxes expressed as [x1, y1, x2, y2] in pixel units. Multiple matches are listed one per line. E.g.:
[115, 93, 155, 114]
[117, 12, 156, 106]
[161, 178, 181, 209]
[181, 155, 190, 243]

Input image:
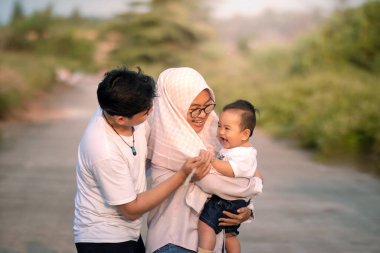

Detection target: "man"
[73, 67, 211, 253]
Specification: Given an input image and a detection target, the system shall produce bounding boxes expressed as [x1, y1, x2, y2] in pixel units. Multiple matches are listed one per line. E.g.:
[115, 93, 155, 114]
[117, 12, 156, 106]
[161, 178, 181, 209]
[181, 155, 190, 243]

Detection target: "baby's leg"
[225, 233, 241, 253]
[198, 220, 217, 251]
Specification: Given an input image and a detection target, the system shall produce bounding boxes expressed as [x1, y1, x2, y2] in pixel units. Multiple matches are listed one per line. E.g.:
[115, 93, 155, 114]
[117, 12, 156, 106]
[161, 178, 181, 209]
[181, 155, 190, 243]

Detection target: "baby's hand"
[207, 148, 216, 163]
[191, 150, 213, 181]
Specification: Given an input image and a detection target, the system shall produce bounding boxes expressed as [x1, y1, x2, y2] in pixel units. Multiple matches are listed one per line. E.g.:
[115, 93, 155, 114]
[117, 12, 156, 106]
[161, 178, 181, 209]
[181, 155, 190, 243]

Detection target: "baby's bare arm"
[212, 159, 235, 177]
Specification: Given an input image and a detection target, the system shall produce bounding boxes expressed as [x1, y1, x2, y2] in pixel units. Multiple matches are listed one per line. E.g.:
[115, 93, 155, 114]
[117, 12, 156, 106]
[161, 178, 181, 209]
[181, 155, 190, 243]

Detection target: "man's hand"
[218, 207, 252, 226]
[180, 150, 212, 177]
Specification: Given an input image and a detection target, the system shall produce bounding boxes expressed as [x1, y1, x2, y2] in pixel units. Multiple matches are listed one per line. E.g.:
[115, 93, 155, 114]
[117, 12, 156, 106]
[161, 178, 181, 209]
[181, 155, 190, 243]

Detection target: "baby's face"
[217, 109, 246, 149]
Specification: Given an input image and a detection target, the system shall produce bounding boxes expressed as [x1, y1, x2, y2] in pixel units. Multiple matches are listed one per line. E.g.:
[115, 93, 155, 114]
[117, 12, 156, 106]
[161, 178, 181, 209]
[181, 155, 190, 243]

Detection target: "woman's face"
[187, 89, 215, 133]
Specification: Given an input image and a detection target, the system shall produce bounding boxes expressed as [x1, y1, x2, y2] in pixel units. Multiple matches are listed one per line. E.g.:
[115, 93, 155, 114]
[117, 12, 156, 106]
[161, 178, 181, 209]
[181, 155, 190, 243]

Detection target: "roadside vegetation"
[0, 2, 98, 118]
[0, 0, 378, 174]
[218, 1, 380, 174]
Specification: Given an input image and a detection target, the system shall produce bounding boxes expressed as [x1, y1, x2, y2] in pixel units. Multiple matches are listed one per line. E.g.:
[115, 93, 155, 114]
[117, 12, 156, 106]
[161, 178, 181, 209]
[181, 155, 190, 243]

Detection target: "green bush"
[0, 87, 22, 118]
[0, 6, 97, 72]
[230, 2, 380, 174]
[105, 0, 213, 68]
[249, 56, 380, 173]
[0, 52, 56, 118]
[290, 1, 380, 73]
[33, 33, 96, 70]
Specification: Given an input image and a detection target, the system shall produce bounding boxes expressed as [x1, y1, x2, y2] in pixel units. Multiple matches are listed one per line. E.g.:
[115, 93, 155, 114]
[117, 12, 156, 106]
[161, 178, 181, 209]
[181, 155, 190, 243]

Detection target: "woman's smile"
[191, 118, 206, 130]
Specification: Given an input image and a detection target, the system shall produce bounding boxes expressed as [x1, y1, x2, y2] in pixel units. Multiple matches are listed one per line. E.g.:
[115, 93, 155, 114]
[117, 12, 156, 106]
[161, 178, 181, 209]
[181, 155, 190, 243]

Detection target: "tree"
[290, 1, 380, 73]
[107, 0, 214, 67]
[70, 7, 82, 22]
[10, 1, 24, 24]
[320, 1, 380, 71]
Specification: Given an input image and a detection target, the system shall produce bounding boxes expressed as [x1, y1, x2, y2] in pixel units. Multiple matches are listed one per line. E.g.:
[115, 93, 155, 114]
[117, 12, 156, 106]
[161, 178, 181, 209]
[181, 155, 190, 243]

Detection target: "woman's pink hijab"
[148, 67, 221, 212]
[148, 67, 220, 171]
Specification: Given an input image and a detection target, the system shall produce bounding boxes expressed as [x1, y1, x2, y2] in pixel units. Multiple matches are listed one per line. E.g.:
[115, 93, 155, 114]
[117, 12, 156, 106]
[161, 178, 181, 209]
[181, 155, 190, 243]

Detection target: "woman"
[146, 67, 263, 253]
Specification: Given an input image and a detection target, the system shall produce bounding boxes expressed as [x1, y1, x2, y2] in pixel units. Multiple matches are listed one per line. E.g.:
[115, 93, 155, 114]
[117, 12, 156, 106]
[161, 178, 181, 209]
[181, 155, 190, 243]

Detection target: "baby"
[198, 99, 260, 253]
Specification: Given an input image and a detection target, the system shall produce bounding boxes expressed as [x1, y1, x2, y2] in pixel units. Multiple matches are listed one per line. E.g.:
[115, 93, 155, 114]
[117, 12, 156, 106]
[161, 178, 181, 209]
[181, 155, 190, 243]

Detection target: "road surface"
[0, 74, 379, 253]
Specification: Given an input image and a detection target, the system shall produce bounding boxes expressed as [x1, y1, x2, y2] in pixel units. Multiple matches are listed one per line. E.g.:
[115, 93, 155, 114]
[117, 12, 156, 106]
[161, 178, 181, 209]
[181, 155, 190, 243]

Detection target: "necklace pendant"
[131, 146, 137, 156]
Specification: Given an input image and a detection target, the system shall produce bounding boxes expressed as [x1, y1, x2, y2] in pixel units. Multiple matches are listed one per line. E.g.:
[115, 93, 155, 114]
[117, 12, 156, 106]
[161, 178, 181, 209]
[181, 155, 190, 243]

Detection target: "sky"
[0, 0, 368, 24]
[212, 0, 366, 18]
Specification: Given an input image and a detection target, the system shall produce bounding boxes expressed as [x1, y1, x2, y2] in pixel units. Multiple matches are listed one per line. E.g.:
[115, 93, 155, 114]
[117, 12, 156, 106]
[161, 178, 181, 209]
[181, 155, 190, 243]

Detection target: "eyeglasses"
[189, 103, 216, 118]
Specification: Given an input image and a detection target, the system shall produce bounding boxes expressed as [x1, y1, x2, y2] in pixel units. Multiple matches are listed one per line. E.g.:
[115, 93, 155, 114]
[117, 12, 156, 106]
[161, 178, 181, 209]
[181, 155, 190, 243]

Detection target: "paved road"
[0, 75, 379, 253]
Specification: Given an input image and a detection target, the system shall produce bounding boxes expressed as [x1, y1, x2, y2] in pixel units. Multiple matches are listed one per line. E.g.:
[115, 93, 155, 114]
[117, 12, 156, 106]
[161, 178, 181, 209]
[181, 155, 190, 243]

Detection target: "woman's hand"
[218, 207, 252, 226]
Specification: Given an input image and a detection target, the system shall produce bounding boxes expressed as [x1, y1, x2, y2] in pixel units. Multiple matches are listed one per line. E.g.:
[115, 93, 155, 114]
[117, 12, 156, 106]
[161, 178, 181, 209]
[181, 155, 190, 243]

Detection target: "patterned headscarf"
[148, 67, 220, 171]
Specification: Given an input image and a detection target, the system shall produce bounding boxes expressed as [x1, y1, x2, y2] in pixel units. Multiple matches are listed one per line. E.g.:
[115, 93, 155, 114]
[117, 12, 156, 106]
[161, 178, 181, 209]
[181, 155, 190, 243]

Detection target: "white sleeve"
[227, 148, 257, 178]
[252, 177, 263, 195]
[244, 177, 263, 223]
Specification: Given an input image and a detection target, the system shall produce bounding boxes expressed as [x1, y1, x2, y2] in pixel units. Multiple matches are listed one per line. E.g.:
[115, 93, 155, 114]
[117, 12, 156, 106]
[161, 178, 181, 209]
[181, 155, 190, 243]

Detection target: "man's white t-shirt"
[74, 107, 149, 243]
[218, 146, 257, 178]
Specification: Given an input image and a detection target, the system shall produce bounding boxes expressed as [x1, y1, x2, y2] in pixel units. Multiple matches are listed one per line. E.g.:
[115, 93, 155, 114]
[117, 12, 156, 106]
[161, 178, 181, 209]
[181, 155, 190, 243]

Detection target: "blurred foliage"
[104, 0, 214, 70]
[10, 1, 24, 24]
[232, 1, 380, 173]
[2, 0, 378, 175]
[290, 0, 380, 73]
[0, 4, 97, 70]
[0, 0, 217, 120]
[0, 52, 56, 118]
[0, 2, 99, 119]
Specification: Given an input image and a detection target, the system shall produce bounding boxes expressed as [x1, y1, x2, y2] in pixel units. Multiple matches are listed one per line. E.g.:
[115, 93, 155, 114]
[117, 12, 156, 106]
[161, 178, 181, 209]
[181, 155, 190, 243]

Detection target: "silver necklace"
[103, 111, 137, 156]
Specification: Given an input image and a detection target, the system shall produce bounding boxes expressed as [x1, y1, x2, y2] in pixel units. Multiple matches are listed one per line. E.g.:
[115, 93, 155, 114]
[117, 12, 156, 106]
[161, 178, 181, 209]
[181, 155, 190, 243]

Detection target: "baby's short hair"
[223, 99, 258, 137]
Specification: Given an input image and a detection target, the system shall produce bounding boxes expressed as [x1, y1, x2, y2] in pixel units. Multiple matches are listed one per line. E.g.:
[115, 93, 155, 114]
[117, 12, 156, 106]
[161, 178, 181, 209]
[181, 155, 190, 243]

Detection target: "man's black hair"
[223, 99, 258, 137]
[97, 67, 156, 118]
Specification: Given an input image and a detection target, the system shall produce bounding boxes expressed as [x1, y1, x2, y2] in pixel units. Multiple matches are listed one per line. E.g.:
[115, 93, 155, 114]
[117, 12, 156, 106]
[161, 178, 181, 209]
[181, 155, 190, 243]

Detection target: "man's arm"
[118, 150, 212, 220]
[117, 169, 187, 220]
